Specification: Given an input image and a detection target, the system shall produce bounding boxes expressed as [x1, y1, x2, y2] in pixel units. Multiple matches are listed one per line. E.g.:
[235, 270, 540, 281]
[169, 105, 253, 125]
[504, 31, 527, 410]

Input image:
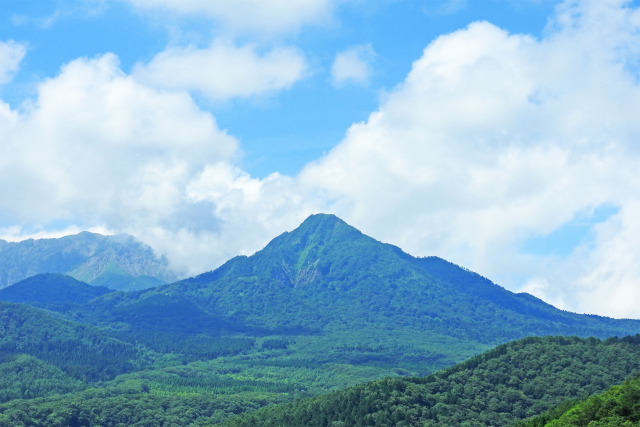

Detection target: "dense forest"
[521, 376, 640, 426]
[222, 335, 640, 426]
[2, 215, 640, 425]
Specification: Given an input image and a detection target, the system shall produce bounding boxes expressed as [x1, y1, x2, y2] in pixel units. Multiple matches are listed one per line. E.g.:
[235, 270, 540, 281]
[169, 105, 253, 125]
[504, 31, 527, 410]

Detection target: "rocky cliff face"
[0, 232, 179, 291]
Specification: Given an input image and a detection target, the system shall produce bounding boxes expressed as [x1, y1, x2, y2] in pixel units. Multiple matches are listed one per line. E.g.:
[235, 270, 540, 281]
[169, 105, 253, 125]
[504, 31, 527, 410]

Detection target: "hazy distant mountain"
[0, 232, 178, 291]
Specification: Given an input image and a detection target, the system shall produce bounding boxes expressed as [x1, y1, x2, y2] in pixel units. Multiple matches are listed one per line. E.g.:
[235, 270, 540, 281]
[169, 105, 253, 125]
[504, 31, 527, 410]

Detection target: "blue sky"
[1, 0, 640, 318]
[1, 0, 558, 176]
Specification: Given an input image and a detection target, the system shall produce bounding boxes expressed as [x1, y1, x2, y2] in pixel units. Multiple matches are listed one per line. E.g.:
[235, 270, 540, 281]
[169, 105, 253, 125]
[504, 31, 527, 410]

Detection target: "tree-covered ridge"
[0, 301, 143, 382]
[221, 335, 640, 427]
[0, 232, 177, 291]
[0, 273, 111, 311]
[0, 354, 85, 403]
[0, 387, 289, 427]
[522, 376, 640, 426]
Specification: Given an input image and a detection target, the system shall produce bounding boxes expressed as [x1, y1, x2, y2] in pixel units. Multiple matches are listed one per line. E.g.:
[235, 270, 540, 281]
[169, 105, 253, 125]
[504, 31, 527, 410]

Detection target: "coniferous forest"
[1, 215, 640, 426]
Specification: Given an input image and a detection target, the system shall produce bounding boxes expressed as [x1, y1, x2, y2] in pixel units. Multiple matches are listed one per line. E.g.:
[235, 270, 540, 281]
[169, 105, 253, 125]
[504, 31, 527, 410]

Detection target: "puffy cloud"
[133, 41, 308, 101]
[0, 40, 27, 84]
[331, 44, 375, 87]
[122, 0, 335, 34]
[0, 53, 238, 273]
[294, 1, 640, 317]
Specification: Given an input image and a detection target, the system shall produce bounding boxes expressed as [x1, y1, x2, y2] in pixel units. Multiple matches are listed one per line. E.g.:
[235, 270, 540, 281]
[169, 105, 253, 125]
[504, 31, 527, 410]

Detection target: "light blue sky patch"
[521, 204, 620, 256]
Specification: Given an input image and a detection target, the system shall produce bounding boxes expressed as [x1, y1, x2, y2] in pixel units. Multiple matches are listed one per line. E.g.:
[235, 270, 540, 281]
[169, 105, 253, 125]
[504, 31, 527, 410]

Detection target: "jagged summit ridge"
[0, 232, 178, 291]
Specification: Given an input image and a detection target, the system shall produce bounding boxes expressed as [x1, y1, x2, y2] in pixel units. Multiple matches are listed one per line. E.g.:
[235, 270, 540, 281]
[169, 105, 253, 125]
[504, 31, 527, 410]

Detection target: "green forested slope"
[522, 376, 640, 426]
[0, 301, 143, 382]
[222, 335, 640, 427]
[0, 354, 85, 402]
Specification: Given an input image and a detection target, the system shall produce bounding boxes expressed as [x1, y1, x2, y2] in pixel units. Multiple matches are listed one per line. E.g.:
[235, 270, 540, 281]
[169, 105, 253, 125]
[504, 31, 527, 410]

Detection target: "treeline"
[115, 330, 256, 362]
[0, 386, 288, 427]
[222, 335, 640, 427]
[521, 376, 640, 426]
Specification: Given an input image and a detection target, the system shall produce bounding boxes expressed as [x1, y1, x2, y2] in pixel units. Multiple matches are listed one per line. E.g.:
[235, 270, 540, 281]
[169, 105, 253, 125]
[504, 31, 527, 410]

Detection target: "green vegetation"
[0, 274, 111, 311]
[0, 301, 142, 382]
[0, 387, 288, 427]
[222, 336, 640, 427]
[2, 214, 640, 425]
[0, 354, 85, 402]
[521, 376, 640, 426]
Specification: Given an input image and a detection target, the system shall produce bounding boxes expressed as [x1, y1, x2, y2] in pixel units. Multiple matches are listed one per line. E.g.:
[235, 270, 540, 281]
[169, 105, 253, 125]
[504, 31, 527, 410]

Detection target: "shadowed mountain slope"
[0, 273, 111, 311]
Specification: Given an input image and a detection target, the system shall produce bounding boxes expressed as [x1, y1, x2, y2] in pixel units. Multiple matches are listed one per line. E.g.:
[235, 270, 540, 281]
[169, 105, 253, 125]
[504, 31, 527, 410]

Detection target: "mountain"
[0, 232, 178, 291]
[222, 335, 640, 427]
[0, 273, 111, 311]
[95, 213, 640, 343]
[2, 214, 640, 426]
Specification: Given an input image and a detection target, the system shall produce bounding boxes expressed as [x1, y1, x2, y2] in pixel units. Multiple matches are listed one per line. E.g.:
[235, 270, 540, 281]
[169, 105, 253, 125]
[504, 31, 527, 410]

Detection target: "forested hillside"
[521, 376, 640, 426]
[222, 335, 640, 427]
[0, 301, 143, 383]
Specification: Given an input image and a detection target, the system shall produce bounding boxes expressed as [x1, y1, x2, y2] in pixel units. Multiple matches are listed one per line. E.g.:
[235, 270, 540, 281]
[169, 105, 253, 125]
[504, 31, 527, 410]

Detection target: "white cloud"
[0, 53, 238, 274]
[293, 1, 640, 318]
[572, 201, 640, 318]
[0, 40, 27, 84]
[133, 41, 308, 101]
[331, 44, 375, 87]
[122, 0, 335, 34]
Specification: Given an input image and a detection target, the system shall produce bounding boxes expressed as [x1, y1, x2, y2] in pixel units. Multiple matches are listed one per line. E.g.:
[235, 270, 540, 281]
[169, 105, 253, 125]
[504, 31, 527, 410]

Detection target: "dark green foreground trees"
[522, 376, 640, 426]
[223, 336, 640, 427]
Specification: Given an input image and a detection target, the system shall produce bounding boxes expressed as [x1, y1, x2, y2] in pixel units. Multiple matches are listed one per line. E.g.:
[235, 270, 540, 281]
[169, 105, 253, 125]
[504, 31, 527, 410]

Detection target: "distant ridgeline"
[0, 232, 178, 291]
[1, 214, 640, 426]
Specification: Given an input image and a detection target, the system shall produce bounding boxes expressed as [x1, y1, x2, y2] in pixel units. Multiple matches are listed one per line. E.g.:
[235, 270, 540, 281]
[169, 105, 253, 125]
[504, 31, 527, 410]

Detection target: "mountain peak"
[263, 213, 366, 258]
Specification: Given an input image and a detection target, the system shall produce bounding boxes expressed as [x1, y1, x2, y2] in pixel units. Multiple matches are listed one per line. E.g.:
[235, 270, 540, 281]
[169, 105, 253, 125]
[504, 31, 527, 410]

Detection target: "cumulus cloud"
[133, 41, 308, 101]
[331, 44, 375, 87]
[122, 0, 334, 34]
[0, 40, 27, 84]
[0, 53, 238, 274]
[295, 0, 640, 318]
